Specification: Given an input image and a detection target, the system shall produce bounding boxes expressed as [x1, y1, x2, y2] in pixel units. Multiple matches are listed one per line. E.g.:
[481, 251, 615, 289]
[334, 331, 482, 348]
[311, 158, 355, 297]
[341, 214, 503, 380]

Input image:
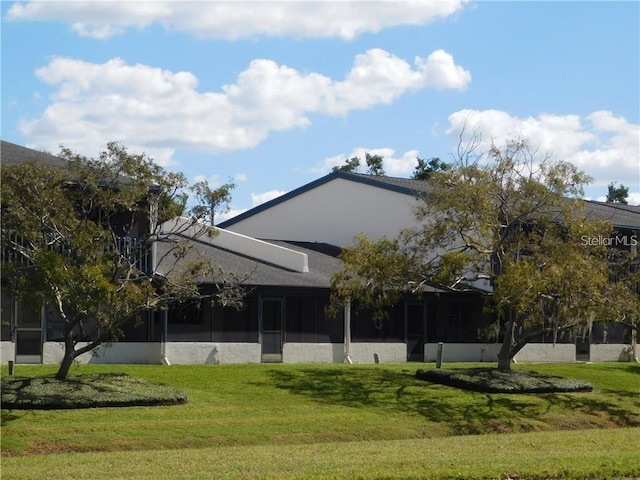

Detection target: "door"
[15, 302, 43, 364]
[576, 332, 590, 362]
[261, 298, 283, 363]
[406, 303, 426, 362]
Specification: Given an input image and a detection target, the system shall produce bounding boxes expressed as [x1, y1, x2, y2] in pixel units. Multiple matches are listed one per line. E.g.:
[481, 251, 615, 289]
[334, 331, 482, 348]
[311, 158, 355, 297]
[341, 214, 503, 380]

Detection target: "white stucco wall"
[224, 178, 420, 246]
[43, 342, 162, 364]
[166, 342, 261, 364]
[348, 342, 407, 363]
[1, 341, 15, 364]
[424, 343, 501, 362]
[513, 343, 576, 363]
[283, 343, 344, 363]
[34, 342, 261, 365]
[590, 344, 634, 362]
[7, 341, 635, 365]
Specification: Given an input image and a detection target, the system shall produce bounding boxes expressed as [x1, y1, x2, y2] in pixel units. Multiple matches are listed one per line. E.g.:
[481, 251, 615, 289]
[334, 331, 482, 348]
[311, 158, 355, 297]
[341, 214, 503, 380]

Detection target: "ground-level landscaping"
[2, 362, 639, 479]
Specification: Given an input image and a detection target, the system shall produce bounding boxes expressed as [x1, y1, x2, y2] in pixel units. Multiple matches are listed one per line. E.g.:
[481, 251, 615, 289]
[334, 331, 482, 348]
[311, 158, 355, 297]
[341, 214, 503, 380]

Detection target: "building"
[2, 141, 638, 365]
[220, 170, 640, 363]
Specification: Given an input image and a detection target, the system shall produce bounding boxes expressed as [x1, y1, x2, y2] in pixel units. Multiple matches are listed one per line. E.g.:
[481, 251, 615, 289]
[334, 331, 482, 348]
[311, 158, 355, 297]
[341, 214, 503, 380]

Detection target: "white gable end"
[225, 178, 420, 246]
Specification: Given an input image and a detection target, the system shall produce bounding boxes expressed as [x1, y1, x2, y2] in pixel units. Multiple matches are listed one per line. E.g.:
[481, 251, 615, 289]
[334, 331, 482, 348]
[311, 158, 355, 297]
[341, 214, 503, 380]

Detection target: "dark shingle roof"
[583, 200, 640, 229]
[219, 170, 640, 231]
[1, 140, 66, 168]
[337, 172, 433, 195]
[156, 236, 343, 288]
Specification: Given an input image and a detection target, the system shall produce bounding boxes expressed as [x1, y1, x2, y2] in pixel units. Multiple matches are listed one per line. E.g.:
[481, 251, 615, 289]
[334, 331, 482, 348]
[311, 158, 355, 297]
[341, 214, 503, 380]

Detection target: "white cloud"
[5, 1, 468, 40]
[20, 50, 470, 160]
[215, 207, 247, 225]
[326, 49, 470, 114]
[446, 109, 640, 196]
[193, 174, 224, 187]
[251, 190, 287, 206]
[627, 192, 640, 206]
[315, 147, 421, 175]
[194, 172, 245, 185]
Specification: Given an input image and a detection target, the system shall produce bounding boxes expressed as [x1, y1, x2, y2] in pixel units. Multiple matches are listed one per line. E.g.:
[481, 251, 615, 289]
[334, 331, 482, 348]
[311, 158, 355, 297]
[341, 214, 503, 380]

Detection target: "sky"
[2, 0, 639, 221]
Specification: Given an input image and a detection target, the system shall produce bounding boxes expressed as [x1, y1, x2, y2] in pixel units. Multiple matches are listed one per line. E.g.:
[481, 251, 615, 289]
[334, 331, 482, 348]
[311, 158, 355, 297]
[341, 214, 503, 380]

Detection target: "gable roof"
[1, 140, 156, 191]
[218, 171, 431, 229]
[1, 140, 66, 168]
[220, 170, 640, 231]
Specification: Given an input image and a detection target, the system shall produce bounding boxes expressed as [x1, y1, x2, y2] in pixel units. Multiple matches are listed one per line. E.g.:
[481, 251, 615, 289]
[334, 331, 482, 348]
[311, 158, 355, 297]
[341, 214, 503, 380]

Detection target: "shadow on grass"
[1, 410, 26, 427]
[268, 367, 640, 435]
[625, 364, 640, 375]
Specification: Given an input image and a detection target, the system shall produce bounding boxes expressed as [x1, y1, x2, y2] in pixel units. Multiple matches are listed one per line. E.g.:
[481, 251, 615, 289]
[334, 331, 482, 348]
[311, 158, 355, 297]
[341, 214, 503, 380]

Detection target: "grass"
[2, 362, 639, 479]
[1, 373, 187, 409]
[3, 428, 639, 480]
[415, 367, 593, 393]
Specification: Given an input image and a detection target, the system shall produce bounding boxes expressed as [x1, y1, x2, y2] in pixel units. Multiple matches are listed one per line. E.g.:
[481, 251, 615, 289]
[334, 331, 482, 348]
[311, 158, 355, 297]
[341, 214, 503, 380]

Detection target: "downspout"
[344, 300, 352, 364]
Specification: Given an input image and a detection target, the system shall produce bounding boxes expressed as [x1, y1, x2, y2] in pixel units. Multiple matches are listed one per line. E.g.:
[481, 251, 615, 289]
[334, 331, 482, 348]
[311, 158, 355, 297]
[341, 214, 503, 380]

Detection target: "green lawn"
[2, 362, 639, 479]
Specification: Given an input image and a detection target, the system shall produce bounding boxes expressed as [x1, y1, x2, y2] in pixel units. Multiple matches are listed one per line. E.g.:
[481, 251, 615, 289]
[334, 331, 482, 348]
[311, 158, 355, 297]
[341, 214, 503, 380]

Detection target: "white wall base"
[283, 343, 405, 364]
[590, 344, 634, 362]
[348, 343, 406, 364]
[4, 341, 636, 365]
[283, 343, 344, 363]
[513, 343, 576, 363]
[43, 342, 162, 364]
[1, 341, 15, 364]
[166, 342, 261, 364]
[38, 342, 261, 365]
[424, 343, 501, 362]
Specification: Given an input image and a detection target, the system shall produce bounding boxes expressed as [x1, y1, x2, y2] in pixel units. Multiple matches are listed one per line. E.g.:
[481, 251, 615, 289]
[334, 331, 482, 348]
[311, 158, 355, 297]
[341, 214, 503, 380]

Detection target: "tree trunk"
[498, 318, 515, 372]
[55, 332, 101, 380]
[55, 335, 77, 380]
[56, 351, 75, 380]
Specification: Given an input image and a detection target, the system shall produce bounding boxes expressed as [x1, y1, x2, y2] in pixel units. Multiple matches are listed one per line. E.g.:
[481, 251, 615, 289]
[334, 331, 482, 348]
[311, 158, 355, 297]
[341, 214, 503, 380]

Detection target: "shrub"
[1, 373, 187, 409]
[415, 368, 593, 393]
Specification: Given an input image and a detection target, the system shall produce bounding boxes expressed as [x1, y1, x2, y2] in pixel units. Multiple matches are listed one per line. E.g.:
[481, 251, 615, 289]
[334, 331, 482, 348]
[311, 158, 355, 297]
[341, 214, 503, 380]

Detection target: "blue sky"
[2, 1, 639, 218]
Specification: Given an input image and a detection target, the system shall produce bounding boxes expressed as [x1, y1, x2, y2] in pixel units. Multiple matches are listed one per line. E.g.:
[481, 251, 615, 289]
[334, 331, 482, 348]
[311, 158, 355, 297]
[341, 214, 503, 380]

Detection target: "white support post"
[344, 301, 352, 364]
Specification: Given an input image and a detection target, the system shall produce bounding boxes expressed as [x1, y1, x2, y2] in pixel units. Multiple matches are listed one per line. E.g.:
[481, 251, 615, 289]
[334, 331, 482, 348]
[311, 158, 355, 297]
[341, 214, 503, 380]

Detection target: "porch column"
[344, 301, 352, 364]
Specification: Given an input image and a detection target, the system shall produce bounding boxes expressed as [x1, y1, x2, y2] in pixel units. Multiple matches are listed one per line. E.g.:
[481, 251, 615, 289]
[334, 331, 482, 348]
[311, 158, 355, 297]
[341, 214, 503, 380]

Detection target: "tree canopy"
[606, 182, 629, 204]
[1, 142, 244, 379]
[411, 156, 450, 180]
[332, 156, 361, 173]
[331, 153, 385, 175]
[331, 136, 639, 370]
[190, 178, 236, 225]
[364, 153, 385, 176]
[332, 153, 444, 178]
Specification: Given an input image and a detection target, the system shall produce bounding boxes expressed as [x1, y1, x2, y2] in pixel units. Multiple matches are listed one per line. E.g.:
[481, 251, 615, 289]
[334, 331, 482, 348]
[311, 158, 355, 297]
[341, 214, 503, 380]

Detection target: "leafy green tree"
[332, 136, 638, 371]
[365, 153, 385, 176]
[1, 142, 244, 380]
[411, 156, 450, 180]
[606, 182, 629, 204]
[332, 156, 361, 173]
[190, 179, 236, 225]
[332, 153, 386, 176]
